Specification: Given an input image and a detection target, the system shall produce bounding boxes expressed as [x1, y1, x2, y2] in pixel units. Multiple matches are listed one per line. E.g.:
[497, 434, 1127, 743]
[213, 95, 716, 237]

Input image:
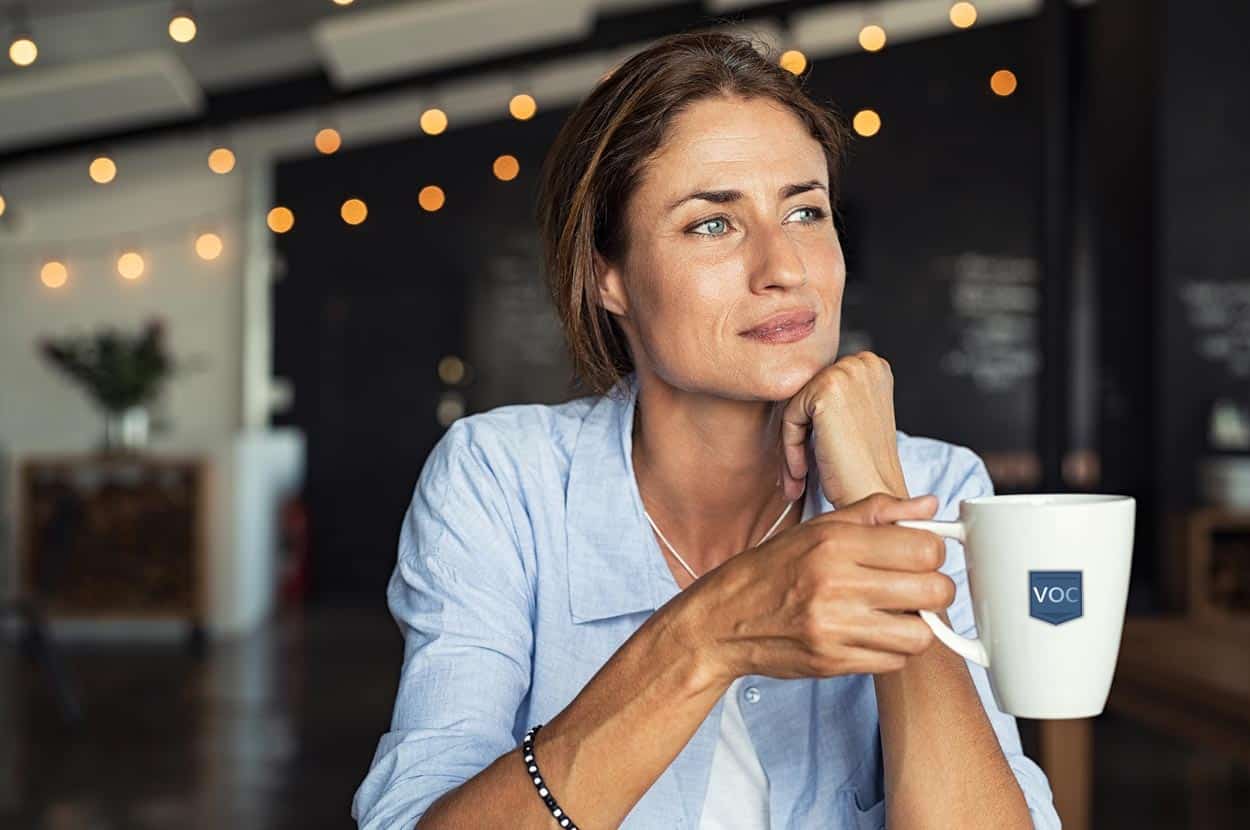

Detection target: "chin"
[742, 362, 823, 401]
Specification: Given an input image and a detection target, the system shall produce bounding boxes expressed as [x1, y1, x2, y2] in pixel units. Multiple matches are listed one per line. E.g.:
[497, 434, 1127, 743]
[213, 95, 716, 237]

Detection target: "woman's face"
[597, 94, 846, 402]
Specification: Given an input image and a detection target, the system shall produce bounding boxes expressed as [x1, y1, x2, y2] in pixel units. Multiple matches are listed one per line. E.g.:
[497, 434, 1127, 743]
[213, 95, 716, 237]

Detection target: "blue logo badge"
[1029, 571, 1083, 625]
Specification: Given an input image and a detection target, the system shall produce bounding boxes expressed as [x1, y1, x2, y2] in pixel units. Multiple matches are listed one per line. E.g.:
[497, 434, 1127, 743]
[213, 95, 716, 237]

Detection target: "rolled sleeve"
[351, 420, 535, 829]
[937, 446, 1062, 830]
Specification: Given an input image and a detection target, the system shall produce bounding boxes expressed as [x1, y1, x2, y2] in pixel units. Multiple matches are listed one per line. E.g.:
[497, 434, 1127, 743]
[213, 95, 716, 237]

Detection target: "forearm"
[874, 623, 1031, 829]
[854, 475, 1030, 829]
[418, 592, 728, 829]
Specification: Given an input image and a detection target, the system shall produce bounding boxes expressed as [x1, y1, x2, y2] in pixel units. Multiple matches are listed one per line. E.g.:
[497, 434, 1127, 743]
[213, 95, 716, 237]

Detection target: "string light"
[41, 261, 68, 288]
[89, 156, 117, 184]
[853, 109, 882, 137]
[117, 251, 145, 280]
[195, 232, 223, 260]
[315, 127, 342, 154]
[169, 8, 197, 43]
[493, 155, 519, 181]
[341, 198, 367, 225]
[990, 69, 1018, 96]
[9, 34, 36, 67]
[420, 108, 448, 135]
[509, 94, 537, 121]
[950, 2, 977, 28]
[267, 206, 295, 233]
[208, 146, 236, 174]
[418, 186, 445, 212]
[859, 24, 886, 52]
[438, 355, 466, 384]
[779, 50, 807, 75]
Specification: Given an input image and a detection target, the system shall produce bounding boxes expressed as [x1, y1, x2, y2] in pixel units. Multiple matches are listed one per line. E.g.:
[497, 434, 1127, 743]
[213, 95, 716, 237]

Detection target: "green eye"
[693, 217, 729, 236]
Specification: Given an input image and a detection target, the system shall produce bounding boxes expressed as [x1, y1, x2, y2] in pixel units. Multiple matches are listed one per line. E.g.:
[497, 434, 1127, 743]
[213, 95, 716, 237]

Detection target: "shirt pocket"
[840, 788, 886, 830]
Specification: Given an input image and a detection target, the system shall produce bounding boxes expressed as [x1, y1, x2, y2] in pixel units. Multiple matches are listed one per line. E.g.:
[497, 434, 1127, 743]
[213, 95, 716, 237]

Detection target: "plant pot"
[102, 405, 150, 452]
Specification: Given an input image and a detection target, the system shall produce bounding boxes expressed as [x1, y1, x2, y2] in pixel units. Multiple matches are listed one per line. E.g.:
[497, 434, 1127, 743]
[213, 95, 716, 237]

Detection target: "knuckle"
[798, 605, 827, 642]
[924, 537, 946, 570]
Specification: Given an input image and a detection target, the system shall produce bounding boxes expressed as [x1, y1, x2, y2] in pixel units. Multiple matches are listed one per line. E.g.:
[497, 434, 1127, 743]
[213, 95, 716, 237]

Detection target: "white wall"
[0, 139, 250, 454]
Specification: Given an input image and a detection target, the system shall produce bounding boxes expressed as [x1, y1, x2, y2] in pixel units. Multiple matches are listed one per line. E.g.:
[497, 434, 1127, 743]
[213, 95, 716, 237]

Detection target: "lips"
[739, 308, 817, 337]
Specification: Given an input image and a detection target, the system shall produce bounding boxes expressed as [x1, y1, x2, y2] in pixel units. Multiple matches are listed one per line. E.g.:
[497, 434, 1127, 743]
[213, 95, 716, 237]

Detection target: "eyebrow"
[665, 180, 827, 213]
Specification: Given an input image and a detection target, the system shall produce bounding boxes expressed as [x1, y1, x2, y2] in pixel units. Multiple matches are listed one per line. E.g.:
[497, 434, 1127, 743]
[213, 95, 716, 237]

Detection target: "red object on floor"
[278, 495, 309, 608]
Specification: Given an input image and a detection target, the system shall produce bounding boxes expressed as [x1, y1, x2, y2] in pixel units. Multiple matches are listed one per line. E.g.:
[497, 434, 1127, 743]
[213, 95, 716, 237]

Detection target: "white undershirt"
[699, 473, 814, 828]
[698, 676, 770, 829]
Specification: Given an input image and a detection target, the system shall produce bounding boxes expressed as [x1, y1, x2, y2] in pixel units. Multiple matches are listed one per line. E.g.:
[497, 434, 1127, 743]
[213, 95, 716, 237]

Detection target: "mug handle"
[895, 520, 990, 669]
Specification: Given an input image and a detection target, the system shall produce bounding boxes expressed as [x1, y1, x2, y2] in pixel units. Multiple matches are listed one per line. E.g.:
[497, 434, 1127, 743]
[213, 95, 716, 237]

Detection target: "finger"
[810, 645, 909, 678]
[811, 492, 938, 527]
[861, 569, 957, 611]
[813, 523, 947, 571]
[843, 611, 936, 655]
[778, 384, 819, 501]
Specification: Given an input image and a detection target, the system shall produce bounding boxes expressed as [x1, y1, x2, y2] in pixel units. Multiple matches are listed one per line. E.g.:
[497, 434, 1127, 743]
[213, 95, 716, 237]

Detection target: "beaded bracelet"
[522, 724, 581, 829]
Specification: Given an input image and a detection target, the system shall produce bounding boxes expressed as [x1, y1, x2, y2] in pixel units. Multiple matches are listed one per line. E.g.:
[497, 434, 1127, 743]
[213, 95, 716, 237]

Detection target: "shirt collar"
[564, 370, 829, 625]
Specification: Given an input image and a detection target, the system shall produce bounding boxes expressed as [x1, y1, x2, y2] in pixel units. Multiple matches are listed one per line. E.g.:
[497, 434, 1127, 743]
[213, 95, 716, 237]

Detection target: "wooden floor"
[0, 607, 1247, 829]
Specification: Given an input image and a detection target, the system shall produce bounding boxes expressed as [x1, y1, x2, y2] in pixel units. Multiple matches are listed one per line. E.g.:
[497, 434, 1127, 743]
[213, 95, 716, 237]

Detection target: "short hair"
[535, 29, 849, 398]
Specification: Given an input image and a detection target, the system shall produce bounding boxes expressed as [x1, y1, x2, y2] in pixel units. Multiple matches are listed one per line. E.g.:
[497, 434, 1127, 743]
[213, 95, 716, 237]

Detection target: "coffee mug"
[896, 493, 1136, 719]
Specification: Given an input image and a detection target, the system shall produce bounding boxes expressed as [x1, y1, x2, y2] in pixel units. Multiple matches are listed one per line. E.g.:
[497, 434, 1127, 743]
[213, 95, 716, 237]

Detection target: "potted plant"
[37, 318, 202, 452]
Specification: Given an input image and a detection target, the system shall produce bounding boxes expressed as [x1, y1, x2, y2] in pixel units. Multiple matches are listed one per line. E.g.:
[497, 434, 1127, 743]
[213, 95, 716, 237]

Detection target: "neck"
[631, 372, 803, 575]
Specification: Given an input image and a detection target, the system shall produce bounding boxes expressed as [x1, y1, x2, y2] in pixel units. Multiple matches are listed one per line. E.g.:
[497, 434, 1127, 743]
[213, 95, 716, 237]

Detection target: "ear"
[594, 249, 629, 317]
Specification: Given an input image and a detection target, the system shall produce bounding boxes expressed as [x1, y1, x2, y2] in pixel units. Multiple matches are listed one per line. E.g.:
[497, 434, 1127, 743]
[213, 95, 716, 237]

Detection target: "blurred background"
[0, 0, 1247, 827]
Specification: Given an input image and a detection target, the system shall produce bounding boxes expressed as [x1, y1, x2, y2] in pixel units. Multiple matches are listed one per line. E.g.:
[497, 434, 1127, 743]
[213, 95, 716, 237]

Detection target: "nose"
[748, 221, 807, 292]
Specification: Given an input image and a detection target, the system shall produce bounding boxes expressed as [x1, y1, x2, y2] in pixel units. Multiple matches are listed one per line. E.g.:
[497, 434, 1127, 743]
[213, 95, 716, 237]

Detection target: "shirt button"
[743, 685, 761, 704]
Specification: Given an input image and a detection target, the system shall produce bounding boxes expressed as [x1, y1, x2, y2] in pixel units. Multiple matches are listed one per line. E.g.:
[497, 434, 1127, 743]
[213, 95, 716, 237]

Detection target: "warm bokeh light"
[436, 392, 465, 426]
[169, 14, 197, 43]
[853, 109, 882, 137]
[779, 49, 807, 75]
[195, 232, 223, 261]
[950, 2, 978, 28]
[438, 355, 466, 385]
[89, 156, 117, 184]
[509, 93, 537, 121]
[9, 37, 36, 67]
[418, 186, 445, 212]
[991, 69, 1018, 96]
[493, 154, 520, 181]
[41, 261, 68, 288]
[420, 108, 448, 135]
[341, 198, 368, 225]
[117, 251, 145, 280]
[859, 25, 887, 52]
[267, 206, 295, 233]
[315, 127, 342, 154]
[208, 147, 236, 174]
[333, 0, 355, 5]
[0, 193, 6, 217]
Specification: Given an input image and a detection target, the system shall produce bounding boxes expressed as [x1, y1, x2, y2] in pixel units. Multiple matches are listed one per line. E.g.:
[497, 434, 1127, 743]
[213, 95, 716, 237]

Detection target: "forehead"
[639, 95, 828, 191]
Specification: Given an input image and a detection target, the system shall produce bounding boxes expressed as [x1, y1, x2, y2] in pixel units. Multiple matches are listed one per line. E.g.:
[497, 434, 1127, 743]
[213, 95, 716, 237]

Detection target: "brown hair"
[535, 28, 850, 398]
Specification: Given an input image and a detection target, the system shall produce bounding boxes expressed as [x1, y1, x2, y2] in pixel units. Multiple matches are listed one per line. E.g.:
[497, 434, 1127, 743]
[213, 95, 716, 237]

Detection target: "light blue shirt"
[352, 370, 1061, 829]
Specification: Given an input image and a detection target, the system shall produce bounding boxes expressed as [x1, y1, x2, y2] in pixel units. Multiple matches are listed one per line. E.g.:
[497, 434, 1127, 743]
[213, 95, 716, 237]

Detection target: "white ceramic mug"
[897, 493, 1136, 719]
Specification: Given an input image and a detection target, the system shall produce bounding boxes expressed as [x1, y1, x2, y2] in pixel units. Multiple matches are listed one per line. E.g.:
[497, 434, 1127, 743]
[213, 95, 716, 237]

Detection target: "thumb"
[816, 492, 938, 527]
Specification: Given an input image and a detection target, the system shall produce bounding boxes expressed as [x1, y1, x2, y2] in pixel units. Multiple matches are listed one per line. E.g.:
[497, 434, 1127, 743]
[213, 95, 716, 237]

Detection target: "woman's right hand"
[674, 492, 956, 684]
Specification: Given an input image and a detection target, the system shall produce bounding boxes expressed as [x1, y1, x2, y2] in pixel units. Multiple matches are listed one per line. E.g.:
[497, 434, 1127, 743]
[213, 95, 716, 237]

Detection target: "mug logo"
[1029, 571, 1083, 625]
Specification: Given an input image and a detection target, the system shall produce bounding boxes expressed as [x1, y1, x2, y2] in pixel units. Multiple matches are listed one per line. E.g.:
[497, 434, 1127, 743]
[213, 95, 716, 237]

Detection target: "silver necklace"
[643, 484, 803, 582]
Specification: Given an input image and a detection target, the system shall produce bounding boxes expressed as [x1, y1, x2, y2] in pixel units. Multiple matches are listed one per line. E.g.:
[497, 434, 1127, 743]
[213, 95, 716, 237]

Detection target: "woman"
[353, 31, 1058, 830]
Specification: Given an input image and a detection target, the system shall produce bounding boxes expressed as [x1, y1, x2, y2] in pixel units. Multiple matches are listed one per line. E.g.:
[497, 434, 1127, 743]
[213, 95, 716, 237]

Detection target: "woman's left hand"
[778, 351, 909, 509]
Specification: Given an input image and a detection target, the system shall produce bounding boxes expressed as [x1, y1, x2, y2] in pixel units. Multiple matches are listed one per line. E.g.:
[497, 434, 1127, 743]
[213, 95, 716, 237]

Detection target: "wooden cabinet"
[18, 454, 207, 623]
[1183, 507, 1250, 621]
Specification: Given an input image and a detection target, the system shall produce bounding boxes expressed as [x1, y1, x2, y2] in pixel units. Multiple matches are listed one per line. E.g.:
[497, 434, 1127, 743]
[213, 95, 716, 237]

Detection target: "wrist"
[834, 474, 909, 506]
[649, 586, 736, 697]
